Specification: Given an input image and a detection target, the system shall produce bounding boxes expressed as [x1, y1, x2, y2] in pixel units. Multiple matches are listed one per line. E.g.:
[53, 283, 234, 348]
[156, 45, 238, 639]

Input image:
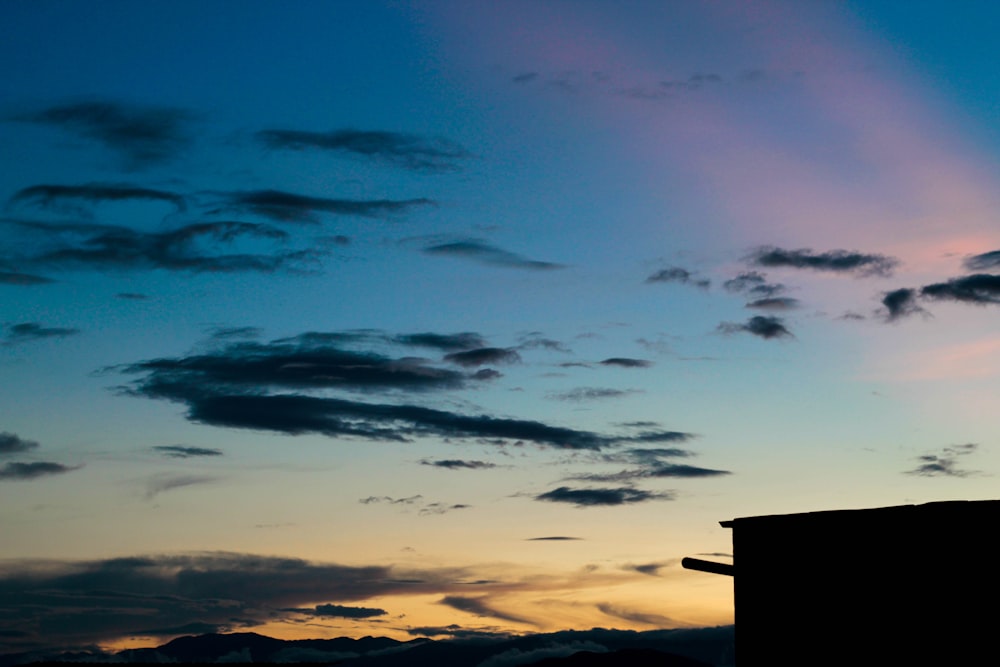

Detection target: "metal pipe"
[681, 557, 734, 576]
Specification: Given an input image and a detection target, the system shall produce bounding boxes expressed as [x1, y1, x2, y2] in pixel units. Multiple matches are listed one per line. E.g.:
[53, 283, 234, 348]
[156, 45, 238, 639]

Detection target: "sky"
[2, 0, 1000, 654]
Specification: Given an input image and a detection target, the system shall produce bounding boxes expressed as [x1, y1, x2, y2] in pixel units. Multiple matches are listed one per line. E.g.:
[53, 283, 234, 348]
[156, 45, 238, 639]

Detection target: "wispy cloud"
[644, 266, 709, 289]
[256, 128, 471, 172]
[438, 595, 533, 625]
[0, 461, 81, 481]
[444, 347, 521, 367]
[963, 250, 1000, 271]
[548, 387, 639, 402]
[420, 459, 497, 470]
[717, 315, 792, 340]
[904, 443, 982, 477]
[0, 270, 54, 285]
[422, 240, 563, 270]
[144, 473, 218, 500]
[10, 100, 195, 169]
[8, 183, 186, 216]
[749, 246, 898, 277]
[745, 297, 800, 311]
[211, 189, 434, 224]
[3, 322, 80, 345]
[286, 603, 388, 619]
[152, 445, 223, 459]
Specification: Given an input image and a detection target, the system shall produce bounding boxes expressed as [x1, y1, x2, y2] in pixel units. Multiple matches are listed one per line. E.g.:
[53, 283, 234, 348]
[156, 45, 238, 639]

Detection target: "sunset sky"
[2, 0, 1000, 654]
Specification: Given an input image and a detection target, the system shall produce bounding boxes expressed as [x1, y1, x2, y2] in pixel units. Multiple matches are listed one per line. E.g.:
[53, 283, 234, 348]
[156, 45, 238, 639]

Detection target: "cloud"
[8, 183, 186, 216]
[595, 603, 686, 628]
[0, 432, 39, 455]
[745, 297, 800, 311]
[0, 461, 81, 481]
[722, 271, 785, 297]
[256, 128, 471, 172]
[295, 603, 388, 619]
[0, 270, 54, 285]
[534, 486, 674, 507]
[920, 274, 1000, 305]
[881, 288, 926, 321]
[438, 596, 532, 625]
[144, 473, 218, 500]
[10, 100, 195, 169]
[359, 495, 423, 505]
[118, 335, 689, 450]
[420, 459, 497, 470]
[1, 218, 319, 274]
[717, 315, 792, 339]
[516, 333, 570, 353]
[963, 250, 1000, 271]
[152, 445, 223, 458]
[644, 267, 709, 289]
[526, 536, 582, 541]
[599, 358, 652, 368]
[116, 292, 148, 300]
[211, 189, 434, 224]
[3, 322, 80, 345]
[567, 463, 731, 483]
[422, 240, 564, 270]
[418, 503, 471, 516]
[407, 624, 512, 639]
[394, 332, 486, 351]
[0, 552, 505, 649]
[548, 387, 639, 402]
[623, 562, 673, 576]
[444, 347, 521, 367]
[749, 246, 898, 277]
[904, 443, 981, 477]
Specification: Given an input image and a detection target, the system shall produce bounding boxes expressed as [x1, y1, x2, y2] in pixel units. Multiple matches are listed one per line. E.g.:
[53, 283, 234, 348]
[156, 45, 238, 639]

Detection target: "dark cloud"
[438, 596, 532, 625]
[920, 274, 1000, 305]
[444, 347, 522, 367]
[394, 332, 486, 351]
[418, 502, 471, 516]
[599, 357, 652, 368]
[10, 100, 194, 169]
[116, 292, 148, 300]
[749, 246, 898, 277]
[297, 603, 388, 619]
[881, 288, 925, 321]
[717, 315, 792, 339]
[600, 447, 696, 465]
[644, 266, 710, 289]
[360, 495, 423, 505]
[118, 336, 688, 450]
[256, 128, 471, 172]
[905, 443, 981, 477]
[2, 218, 318, 274]
[0, 432, 39, 455]
[152, 445, 223, 458]
[0, 270, 54, 285]
[8, 183, 186, 216]
[0, 552, 495, 650]
[422, 240, 564, 270]
[549, 387, 639, 402]
[421, 459, 497, 470]
[526, 536, 582, 541]
[207, 326, 262, 341]
[624, 562, 673, 576]
[0, 461, 81, 480]
[746, 297, 800, 311]
[212, 189, 434, 224]
[963, 250, 1000, 271]
[407, 624, 512, 639]
[4, 322, 80, 345]
[534, 486, 674, 507]
[568, 463, 731, 483]
[513, 72, 540, 83]
[723, 271, 785, 297]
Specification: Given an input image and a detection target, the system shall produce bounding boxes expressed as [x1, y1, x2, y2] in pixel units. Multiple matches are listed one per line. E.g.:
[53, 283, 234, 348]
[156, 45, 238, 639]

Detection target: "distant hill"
[2, 626, 734, 667]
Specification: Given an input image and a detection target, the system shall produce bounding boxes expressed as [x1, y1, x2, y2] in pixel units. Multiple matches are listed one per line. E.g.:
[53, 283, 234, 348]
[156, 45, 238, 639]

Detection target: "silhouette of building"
[685, 500, 1000, 666]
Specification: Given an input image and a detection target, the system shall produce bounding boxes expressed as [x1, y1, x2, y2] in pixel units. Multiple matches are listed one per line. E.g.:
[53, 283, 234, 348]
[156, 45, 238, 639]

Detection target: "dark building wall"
[725, 500, 1000, 666]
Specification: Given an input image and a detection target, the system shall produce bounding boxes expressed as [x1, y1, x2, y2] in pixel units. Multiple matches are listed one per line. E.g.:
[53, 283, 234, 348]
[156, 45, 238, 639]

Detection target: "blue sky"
[2, 0, 999, 653]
